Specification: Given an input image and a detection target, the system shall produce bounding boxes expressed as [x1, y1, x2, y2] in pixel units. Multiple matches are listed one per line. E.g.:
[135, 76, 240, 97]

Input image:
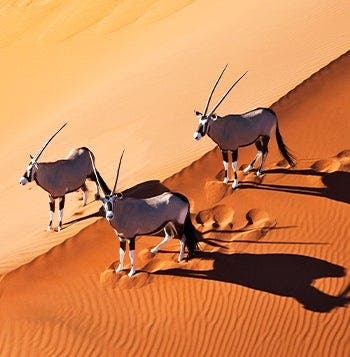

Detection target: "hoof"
[178, 255, 184, 262]
[94, 193, 101, 200]
[150, 247, 158, 254]
[46, 226, 52, 232]
[256, 171, 263, 177]
[223, 177, 229, 184]
[128, 268, 136, 277]
[231, 180, 239, 189]
[115, 264, 123, 273]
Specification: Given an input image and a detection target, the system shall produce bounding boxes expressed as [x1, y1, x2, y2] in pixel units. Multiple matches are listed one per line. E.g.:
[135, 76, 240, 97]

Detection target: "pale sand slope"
[0, 0, 349, 273]
[0, 52, 349, 355]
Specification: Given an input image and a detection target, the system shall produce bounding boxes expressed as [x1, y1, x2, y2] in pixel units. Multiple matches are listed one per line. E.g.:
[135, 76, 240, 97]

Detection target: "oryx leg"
[221, 150, 229, 184]
[257, 136, 270, 176]
[178, 234, 186, 262]
[243, 139, 263, 174]
[57, 196, 65, 232]
[115, 233, 126, 273]
[150, 222, 176, 254]
[231, 149, 238, 189]
[81, 183, 88, 206]
[128, 238, 136, 277]
[47, 195, 55, 231]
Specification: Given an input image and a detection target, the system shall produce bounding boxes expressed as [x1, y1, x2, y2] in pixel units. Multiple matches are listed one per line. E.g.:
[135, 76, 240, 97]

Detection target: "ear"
[194, 110, 202, 117]
[116, 192, 124, 200]
[211, 113, 218, 121]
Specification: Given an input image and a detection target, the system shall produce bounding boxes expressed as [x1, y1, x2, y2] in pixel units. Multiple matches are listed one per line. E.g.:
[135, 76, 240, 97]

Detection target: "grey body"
[90, 152, 199, 277]
[108, 192, 189, 238]
[20, 146, 109, 231]
[194, 66, 295, 188]
[208, 109, 276, 150]
[33, 148, 98, 198]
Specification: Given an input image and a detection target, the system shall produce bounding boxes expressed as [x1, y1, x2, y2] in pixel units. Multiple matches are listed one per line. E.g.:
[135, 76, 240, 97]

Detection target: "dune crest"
[1, 0, 350, 354]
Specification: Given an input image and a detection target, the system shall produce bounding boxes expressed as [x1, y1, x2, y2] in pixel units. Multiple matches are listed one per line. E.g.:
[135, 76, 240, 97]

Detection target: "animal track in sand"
[204, 180, 231, 204]
[312, 150, 350, 173]
[100, 265, 153, 289]
[196, 204, 235, 229]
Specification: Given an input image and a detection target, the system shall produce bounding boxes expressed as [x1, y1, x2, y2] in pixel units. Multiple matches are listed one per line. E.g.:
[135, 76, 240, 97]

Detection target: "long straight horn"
[208, 71, 248, 116]
[112, 149, 125, 194]
[88, 151, 106, 198]
[33, 122, 67, 162]
[203, 64, 228, 116]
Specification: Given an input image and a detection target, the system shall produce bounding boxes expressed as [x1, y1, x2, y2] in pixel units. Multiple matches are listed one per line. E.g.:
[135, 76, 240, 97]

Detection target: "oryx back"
[210, 108, 277, 150]
[35, 147, 95, 198]
[109, 192, 189, 238]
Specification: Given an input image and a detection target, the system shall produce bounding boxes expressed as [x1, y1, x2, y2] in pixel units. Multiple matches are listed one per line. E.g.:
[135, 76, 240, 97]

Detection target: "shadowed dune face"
[0, 1, 350, 355]
[155, 253, 349, 313]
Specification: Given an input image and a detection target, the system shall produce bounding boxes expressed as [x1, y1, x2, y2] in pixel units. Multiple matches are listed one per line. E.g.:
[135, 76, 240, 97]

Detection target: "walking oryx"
[90, 151, 200, 277]
[19, 123, 110, 232]
[193, 65, 296, 189]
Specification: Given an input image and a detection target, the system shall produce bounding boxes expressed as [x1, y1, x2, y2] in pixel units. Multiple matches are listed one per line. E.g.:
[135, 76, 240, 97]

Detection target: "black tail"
[85, 147, 112, 195]
[275, 123, 296, 167]
[183, 212, 200, 259]
[172, 192, 200, 259]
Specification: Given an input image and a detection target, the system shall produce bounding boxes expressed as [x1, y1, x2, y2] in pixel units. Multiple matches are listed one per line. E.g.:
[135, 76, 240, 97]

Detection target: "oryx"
[193, 65, 296, 189]
[19, 123, 110, 231]
[90, 151, 200, 277]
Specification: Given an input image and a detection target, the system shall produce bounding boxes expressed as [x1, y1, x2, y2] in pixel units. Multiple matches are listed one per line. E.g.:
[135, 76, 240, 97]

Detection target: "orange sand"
[0, 1, 349, 356]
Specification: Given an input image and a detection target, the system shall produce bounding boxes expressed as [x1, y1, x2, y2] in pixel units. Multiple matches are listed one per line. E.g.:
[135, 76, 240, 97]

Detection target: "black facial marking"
[105, 199, 113, 212]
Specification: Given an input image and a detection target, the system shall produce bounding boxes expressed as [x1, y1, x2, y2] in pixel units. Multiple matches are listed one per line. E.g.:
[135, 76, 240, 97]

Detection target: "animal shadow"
[156, 252, 350, 312]
[243, 168, 350, 204]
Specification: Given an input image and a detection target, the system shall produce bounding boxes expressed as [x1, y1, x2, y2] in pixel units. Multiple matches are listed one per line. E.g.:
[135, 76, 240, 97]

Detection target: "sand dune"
[1, 51, 350, 355]
[0, 0, 350, 356]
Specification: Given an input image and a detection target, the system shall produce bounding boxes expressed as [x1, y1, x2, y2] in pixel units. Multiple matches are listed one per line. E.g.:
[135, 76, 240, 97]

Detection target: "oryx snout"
[19, 176, 29, 185]
[193, 131, 202, 140]
[106, 210, 114, 220]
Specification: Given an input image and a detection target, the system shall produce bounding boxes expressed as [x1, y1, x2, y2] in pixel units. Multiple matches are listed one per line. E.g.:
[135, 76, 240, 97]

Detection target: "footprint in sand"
[196, 204, 235, 229]
[100, 266, 153, 289]
[311, 150, 350, 173]
[240, 208, 277, 241]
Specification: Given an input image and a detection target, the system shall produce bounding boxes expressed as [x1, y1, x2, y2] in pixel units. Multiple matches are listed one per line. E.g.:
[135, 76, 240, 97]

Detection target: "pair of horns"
[203, 65, 248, 117]
[89, 149, 125, 197]
[31, 123, 67, 162]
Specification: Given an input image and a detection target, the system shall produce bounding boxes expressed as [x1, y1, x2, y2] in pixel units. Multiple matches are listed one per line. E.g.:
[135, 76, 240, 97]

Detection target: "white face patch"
[19, 176, 29, 185]
[103, 197, 114, 220]
[193, 131, 202, 140]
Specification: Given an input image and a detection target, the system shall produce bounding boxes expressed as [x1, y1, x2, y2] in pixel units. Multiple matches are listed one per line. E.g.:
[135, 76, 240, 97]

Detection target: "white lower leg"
[244, 151, 262, 173]
[257, 153, 267, 176]
[116, 246, 125, 273]
[178, 235, 186, 262]
[232, 161, 238, 189]
[47, 210, 54, 231]
[223, 161, 229, 183]
[128, 250, 136, 277]
[57, 209, 63, 232]
[151, 234, 172, 253]
[82, 190, 87, 206]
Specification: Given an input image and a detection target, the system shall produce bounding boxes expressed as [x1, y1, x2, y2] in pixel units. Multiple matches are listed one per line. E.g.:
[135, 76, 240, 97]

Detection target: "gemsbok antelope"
[19, 123, 110, 231]
[193, 65, 296, 189]
[90, 151, 199, 277]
